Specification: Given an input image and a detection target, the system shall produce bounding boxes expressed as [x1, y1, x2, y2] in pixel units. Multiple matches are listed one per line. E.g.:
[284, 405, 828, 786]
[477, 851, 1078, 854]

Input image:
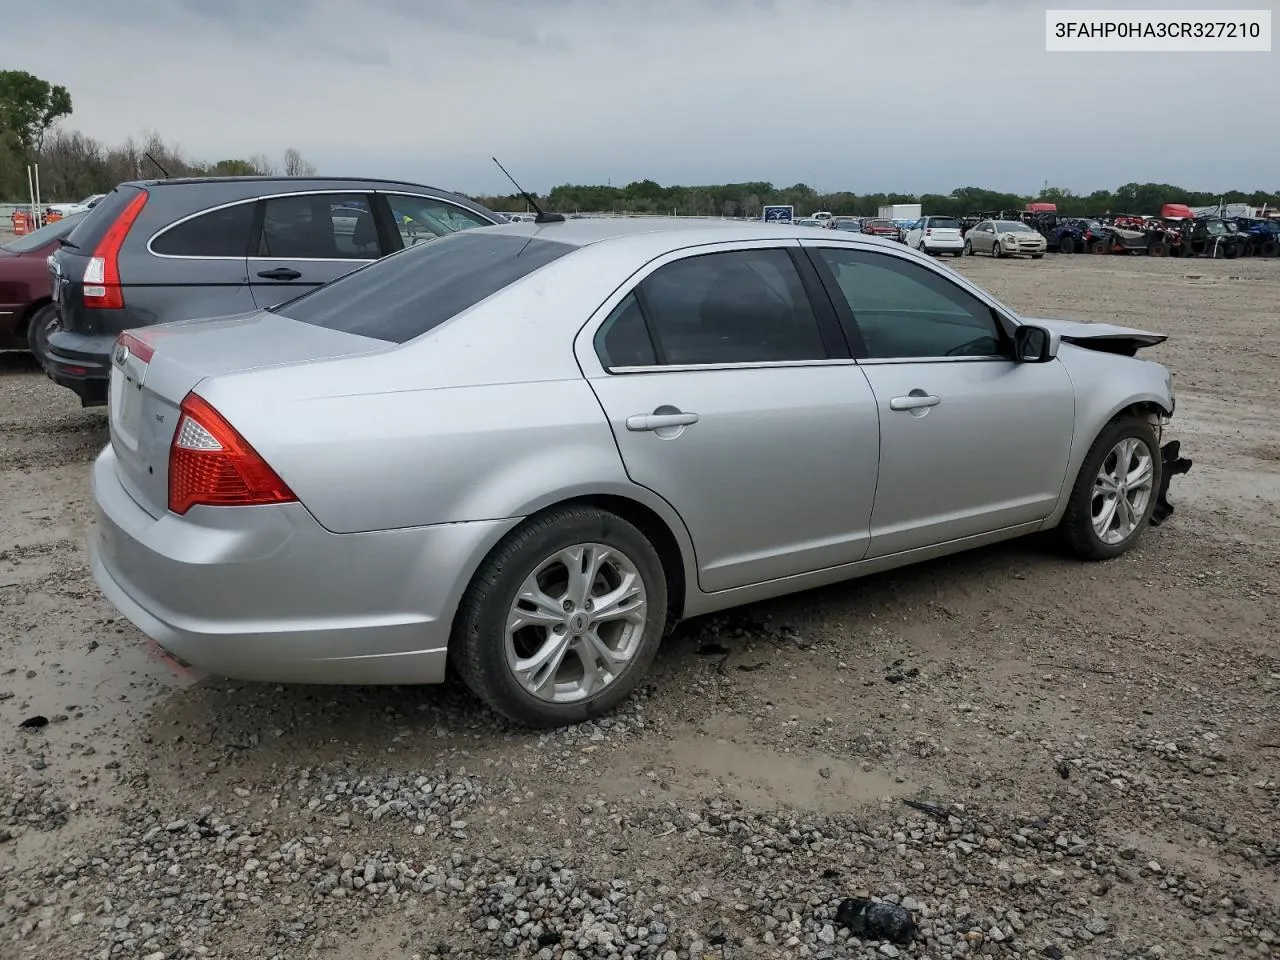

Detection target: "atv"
[1088, 223, 1173, 256]
[1169, 217, 1247, 258]
[1233, 218, 1280, 257]
[1025, 213, 1089, 254]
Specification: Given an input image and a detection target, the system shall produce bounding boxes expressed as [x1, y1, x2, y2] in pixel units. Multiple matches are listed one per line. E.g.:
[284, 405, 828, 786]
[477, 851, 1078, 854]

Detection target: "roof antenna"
[145, 152, 170, 178]
[491, 157, 563, 224]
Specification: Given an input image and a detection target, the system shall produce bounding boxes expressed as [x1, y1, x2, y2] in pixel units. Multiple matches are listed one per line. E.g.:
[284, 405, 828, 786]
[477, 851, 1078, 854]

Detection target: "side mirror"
[1014, 324, 1057, 363]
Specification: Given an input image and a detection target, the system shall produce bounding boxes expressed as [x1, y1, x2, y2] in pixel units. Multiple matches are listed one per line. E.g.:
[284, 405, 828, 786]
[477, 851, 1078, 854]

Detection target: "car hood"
[998, 230, 1043, 239]
[1024, 317, 1167, 355]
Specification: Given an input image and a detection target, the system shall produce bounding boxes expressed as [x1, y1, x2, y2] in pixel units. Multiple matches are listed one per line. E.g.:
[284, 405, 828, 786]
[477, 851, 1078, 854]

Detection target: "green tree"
[207, 158, 266, 177]
[0, 69, 72, 155]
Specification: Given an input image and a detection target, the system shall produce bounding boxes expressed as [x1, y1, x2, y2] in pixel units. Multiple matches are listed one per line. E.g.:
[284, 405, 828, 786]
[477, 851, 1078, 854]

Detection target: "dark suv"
[45, 177, 503, 404]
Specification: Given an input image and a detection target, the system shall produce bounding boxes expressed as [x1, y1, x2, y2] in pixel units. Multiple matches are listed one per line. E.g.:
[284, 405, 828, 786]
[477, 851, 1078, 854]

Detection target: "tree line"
[475, 180, 1280, 220]
[1, 68, 316, 202]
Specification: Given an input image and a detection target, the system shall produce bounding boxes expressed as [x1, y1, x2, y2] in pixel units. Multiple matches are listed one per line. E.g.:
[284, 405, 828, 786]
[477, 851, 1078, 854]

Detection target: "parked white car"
[46, 193, 107, 218]
[903, 216, 965, 257]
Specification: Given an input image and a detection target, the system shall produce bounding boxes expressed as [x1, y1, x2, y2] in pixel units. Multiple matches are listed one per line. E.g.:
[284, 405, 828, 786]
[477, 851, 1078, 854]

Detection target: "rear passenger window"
[151, 202, 256, 257]
[595, 294, 657, 368]
[258, 193, 379, 260]
[637, 248, 826, 365]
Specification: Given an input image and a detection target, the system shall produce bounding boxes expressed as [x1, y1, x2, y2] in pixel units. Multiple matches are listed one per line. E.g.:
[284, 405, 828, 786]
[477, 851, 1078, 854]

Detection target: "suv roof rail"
[124, 175, 457, 190]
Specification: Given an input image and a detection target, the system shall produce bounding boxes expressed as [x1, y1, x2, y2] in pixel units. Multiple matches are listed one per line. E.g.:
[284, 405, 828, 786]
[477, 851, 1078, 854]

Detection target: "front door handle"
[890, 393, 941, 411]
[257, 267, 302, 281]
[626, 411, 699, 432]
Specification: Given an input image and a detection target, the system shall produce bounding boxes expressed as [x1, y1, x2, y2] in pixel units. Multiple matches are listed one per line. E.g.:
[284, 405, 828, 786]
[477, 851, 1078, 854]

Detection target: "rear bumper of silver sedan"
[88, 445, 519, 685]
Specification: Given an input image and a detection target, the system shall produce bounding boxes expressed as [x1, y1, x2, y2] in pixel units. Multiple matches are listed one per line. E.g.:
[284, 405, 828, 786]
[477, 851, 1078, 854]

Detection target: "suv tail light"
[83, 190, 148, 310]
[168, 392, 297, 515]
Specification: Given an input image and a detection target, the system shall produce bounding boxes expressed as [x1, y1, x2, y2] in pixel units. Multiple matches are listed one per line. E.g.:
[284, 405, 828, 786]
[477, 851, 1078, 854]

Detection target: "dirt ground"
[1, 247, 1277, 960]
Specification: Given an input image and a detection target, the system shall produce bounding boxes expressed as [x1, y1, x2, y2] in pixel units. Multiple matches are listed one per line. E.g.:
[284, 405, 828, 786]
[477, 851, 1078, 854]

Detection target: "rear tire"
[452, 505, 668, 728]
[1261, 240, 1280, 257]
[1060, 417, 1162, 562]
[25, 302, 60, 371]
[1147, 241, 1169, 257]
[1090, 240, 1110, 255]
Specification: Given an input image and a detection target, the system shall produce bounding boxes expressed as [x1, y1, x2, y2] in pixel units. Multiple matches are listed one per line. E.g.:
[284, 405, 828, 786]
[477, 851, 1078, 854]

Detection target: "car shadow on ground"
[0, 350, 42, 374]
[139, 533, 1077, 769]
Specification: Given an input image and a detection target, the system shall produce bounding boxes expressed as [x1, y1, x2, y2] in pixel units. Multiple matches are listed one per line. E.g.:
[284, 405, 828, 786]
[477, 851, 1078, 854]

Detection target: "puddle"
[597, 730, 913, 814]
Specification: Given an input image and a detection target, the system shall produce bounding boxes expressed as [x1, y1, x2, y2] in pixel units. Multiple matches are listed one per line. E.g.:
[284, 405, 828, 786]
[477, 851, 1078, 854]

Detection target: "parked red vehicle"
[860, 218, 903, 242]
[1, 211, 86, 364]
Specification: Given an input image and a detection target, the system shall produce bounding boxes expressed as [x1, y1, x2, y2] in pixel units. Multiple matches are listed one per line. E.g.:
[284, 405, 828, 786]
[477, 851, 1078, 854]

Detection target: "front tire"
[452, 505, 668, 728]
[25, 302, 60, 370]
[963, 239, 973, 256]
[1058, 235, 1076, 255]
[1060, 417, 1162, 561]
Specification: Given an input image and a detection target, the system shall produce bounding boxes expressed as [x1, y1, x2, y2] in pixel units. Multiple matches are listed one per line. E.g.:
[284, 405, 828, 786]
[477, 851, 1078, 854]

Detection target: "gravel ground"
[1, 249, 1278, 960]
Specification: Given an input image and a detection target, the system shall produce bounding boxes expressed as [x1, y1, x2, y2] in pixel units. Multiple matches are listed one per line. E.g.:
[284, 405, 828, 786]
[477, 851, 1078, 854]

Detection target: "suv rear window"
[64, 185, 147, 250]
[273, 231, 575, 343]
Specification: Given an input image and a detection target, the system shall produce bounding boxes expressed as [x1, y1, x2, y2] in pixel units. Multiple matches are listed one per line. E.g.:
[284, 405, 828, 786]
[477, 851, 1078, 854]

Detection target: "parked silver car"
[89, 219, 1185, 727]
[964, 219, 1047, 258]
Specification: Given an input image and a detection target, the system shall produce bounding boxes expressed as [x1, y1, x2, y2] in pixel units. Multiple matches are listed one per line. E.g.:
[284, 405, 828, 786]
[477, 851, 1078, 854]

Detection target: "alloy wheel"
[1091, 437, 1155, 545]
[504, 543, 648, 703]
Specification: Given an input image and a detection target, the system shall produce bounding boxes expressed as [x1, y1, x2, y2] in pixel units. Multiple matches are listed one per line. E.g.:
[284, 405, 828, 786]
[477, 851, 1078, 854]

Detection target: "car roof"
[478, 216, 907, 250]
[120, 175, 466, 194]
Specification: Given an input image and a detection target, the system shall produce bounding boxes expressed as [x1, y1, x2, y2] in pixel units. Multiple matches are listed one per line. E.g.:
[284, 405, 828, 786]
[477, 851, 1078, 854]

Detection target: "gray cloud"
[6, 0, 1277, 196]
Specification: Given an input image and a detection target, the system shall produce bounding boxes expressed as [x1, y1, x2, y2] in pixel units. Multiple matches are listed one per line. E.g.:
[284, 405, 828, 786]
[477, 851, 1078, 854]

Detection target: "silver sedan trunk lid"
[107, 311, 391, 518]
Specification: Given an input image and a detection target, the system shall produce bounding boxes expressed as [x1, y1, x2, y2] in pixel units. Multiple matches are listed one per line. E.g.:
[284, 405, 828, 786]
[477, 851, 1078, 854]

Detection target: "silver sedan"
[964, 219, 1048, 258]
[90, 219, 1185, 727]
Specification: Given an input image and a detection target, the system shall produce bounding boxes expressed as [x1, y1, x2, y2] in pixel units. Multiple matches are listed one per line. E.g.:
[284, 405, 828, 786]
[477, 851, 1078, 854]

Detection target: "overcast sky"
[10, 0, 1277, 196]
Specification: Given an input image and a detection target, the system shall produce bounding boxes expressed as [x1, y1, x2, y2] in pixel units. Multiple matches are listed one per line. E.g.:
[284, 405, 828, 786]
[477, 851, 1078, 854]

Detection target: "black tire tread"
[452, 505, 667, 728]
[1060, 416, 1162, 561]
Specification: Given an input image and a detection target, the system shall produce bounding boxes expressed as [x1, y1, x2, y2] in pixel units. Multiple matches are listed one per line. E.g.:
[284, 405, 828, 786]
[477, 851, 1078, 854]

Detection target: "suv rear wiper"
[58, 237, 79, 249]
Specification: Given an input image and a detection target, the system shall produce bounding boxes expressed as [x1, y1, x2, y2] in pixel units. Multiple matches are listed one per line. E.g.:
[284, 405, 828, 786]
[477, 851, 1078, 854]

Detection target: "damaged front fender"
[1150, 440, 1193, 527]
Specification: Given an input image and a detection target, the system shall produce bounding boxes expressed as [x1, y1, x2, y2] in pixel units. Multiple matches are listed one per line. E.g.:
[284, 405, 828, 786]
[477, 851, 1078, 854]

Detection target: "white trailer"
[878, 203, 922, 221]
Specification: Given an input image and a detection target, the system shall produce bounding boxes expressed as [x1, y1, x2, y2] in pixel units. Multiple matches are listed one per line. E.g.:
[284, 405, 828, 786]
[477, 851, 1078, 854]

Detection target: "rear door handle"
[626, 412, 699, 431]
[257, 268, 302, 281]
[890, 394, 941, 411]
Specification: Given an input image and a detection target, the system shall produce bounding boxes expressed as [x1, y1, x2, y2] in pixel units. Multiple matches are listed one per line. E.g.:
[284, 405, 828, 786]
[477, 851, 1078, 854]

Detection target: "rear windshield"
[63, 185, 146, 250]
[927, 217, 961, 229]
[274, 231, 576, 343]
[0, 211, 86, 252]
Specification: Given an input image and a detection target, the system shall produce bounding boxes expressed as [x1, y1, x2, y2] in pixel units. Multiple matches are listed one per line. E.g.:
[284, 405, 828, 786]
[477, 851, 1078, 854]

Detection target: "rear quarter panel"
[119, 185, 255, 330]
[0, 246, 55, 343]
[197, 242, 694, 538]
